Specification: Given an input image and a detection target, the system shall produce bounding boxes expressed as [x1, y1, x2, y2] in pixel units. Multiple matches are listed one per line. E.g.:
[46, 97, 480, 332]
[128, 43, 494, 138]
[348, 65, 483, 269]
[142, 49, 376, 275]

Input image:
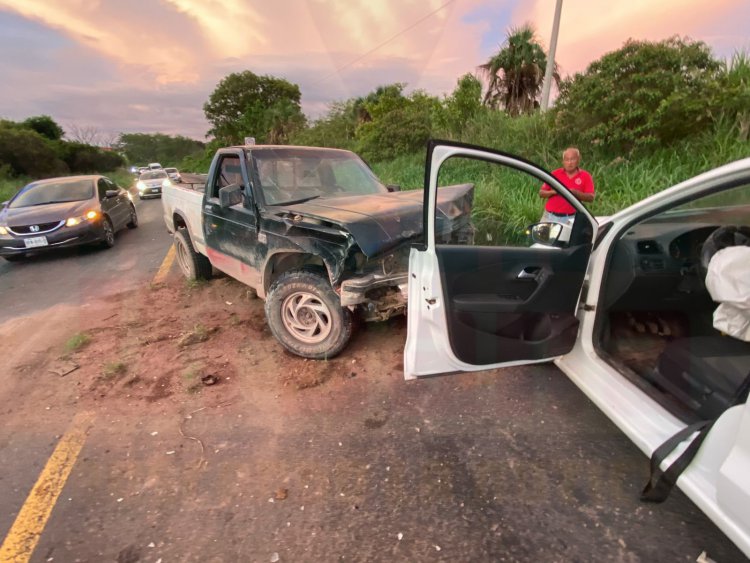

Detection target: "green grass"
[64, 332, 91, 353]
[372, 121, 750, 246]
[102, 361, 127, 380]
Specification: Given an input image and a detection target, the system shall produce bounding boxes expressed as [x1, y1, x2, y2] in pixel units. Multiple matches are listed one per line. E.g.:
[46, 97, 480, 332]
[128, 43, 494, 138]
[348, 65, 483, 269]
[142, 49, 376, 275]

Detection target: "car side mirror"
[105, 190, 119, 199]
[219, 184, 243, 208]
[527, 222, 563, 245]
[386, 184, 401, 192]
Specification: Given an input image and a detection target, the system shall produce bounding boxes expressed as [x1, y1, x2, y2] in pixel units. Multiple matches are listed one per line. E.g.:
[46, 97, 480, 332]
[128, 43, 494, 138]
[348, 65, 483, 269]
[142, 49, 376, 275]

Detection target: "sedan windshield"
[140, 171, 167, 180]
[252, 148, 388, 205]
[10, 179, 94, 208]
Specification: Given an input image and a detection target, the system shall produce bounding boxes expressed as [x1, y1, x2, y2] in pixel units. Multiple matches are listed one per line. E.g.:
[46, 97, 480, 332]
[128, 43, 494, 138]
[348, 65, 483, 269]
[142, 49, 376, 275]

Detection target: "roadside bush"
[0, 125, 68, 177]
[59, 142, 125, 173]
[553, 37, 721, 156]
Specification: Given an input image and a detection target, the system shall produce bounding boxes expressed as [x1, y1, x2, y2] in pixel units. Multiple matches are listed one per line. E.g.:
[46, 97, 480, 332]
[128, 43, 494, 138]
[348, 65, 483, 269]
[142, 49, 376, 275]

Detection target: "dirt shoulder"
[0, 276, 745, 562]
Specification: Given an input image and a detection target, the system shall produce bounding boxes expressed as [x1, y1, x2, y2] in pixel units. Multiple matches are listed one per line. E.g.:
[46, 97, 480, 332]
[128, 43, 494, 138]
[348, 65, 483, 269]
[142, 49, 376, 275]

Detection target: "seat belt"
[641, 370, 750, 503]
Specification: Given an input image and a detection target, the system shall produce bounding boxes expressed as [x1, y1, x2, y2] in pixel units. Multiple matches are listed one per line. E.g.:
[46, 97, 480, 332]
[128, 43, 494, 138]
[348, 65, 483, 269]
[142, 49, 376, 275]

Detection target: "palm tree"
[478, 24, 559, 116]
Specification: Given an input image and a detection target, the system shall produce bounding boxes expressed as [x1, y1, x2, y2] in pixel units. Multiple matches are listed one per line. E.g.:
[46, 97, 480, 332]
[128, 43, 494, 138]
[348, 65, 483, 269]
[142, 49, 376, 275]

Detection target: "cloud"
[515, 0, 749, 76]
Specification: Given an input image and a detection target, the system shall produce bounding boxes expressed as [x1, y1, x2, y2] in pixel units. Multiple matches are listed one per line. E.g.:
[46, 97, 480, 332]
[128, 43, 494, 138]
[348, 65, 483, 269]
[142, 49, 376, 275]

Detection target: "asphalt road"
[0, 194, 173, 323]
[0, 193, 746, 561]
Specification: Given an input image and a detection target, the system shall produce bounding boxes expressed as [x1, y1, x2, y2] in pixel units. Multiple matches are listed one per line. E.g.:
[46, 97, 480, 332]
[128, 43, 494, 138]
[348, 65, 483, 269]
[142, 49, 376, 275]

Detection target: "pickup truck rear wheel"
[174, 228, 212, 280]
[265, 270, 352, 359]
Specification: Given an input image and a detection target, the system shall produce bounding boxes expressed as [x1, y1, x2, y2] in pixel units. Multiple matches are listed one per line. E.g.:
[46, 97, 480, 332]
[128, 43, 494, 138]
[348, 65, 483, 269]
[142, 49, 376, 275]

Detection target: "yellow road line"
[0, 412, 94, 563]
[153, 244, 176, 284]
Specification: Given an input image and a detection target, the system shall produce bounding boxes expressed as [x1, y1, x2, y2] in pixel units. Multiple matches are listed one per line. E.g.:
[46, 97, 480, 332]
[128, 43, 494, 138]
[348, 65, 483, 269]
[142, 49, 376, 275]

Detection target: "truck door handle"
[517, 267, 541, 280]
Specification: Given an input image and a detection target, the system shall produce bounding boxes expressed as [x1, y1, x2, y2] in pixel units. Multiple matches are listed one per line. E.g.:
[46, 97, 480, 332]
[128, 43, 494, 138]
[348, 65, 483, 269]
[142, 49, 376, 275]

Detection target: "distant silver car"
[165, 167, 182, 183]
[136, 170, 170, 199]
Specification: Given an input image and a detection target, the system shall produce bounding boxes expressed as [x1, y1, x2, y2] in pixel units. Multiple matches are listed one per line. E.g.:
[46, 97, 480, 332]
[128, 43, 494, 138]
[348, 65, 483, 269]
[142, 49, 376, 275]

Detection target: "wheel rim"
[281, 291, 332, 344]
[104, 220, 114, 244]
[175, 239, 191, 277]
[130, 208, 137, 225]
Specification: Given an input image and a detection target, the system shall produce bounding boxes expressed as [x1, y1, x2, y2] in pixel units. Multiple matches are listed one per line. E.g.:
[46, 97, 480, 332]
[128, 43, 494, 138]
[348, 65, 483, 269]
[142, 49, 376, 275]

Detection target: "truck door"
[203, 151, 261, 288]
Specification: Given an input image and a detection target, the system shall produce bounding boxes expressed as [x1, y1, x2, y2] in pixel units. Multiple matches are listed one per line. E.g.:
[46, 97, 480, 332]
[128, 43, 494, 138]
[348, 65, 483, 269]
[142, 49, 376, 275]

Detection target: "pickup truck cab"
[162, 144, 473, 359]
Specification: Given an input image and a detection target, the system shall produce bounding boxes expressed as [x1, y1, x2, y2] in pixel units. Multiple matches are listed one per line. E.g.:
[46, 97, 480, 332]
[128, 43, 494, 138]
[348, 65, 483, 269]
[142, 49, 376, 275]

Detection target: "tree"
[437, 73, 484, 138]
[355, 85, 436, 161]
[116, 133, 205, 165]
[0, 123, 68, 177]
[479, 24, 557, 116]
[23, 115, 64, 141]
[203, 71, 304, 144]
[554, 37, 721, 155]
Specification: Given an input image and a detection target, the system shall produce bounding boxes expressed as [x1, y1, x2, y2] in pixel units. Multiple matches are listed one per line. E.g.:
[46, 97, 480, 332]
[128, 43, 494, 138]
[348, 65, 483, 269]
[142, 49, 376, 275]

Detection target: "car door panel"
[404, 140, 596, 379]
[437, 243, 589, 365]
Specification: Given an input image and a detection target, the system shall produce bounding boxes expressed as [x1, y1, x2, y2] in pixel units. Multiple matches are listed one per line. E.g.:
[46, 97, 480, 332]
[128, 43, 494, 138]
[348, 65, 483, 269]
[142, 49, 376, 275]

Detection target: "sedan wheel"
[127, 205, 138, 229]
[101, 217, 115, 248]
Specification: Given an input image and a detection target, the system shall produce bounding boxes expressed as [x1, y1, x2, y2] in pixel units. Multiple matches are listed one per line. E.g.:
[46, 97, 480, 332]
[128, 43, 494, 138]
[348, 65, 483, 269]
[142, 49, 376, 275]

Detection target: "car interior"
[594, 183, 750, 422]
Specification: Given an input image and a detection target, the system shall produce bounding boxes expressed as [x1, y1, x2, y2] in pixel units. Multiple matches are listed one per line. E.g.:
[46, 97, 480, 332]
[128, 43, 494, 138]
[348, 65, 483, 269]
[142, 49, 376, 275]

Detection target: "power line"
[311, 0, 456, 87]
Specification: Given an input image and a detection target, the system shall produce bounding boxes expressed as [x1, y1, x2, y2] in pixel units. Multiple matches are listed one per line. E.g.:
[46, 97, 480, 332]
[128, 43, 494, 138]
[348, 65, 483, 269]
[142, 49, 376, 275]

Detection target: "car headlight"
[162, 179, 173, 188]
[137, 181, 146, 190]
[66, 210, 98, 227]
[0, 225, 8, 235]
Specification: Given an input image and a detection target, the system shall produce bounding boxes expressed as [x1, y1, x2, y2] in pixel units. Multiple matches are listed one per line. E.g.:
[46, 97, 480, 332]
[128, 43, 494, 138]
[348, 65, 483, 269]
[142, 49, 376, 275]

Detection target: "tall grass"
[373, 121, 750, 245]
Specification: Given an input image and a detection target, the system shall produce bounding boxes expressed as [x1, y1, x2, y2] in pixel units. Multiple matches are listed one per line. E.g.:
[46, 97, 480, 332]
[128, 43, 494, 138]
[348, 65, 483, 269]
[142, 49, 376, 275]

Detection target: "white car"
[136, 169, 171, 199]
[404, 140, 750, 557]
[165, 167, 182, 183]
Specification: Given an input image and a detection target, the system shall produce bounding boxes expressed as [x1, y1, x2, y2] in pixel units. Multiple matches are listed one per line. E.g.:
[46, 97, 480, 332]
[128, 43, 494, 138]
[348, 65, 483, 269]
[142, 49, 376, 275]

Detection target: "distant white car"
[405, 140, 750, 557]
[136, 169, 170, 199]
[148, 162, 163, 170]
[165, 167, 182, 183]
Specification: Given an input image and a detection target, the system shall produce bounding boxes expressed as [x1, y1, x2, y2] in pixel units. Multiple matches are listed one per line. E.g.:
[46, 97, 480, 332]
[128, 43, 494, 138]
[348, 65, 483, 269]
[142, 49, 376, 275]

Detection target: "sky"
[0, 0, 748, 142]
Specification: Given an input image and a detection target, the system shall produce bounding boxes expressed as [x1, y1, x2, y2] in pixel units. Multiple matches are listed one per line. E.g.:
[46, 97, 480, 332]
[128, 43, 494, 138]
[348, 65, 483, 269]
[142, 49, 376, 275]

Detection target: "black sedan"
[0, 175, 138, 262]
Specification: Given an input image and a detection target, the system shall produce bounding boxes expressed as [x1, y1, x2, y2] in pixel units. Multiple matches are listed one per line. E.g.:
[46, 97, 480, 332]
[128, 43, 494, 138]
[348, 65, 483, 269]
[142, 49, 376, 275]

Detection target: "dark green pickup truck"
[162, 144, 474, 359]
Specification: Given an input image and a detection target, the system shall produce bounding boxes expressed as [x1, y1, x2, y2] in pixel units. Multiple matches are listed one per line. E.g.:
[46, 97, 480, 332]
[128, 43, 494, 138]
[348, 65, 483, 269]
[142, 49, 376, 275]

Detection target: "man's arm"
[570, 189, 595, 202]
[539, 184, 555, 199]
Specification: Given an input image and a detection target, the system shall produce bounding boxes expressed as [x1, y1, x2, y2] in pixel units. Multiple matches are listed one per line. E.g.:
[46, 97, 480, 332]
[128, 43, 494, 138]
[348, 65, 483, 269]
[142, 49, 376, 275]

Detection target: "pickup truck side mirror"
[219, 184, 244, 208]
[386, 184, 401, 192]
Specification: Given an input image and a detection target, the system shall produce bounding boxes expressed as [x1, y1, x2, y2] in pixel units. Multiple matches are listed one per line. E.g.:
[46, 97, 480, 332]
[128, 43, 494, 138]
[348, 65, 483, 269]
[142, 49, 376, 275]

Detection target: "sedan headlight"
[137, 181, 147, 191]
[0, 225, 8, 235]
[162, 179, 173, 188]
[66, 210, 98, 227]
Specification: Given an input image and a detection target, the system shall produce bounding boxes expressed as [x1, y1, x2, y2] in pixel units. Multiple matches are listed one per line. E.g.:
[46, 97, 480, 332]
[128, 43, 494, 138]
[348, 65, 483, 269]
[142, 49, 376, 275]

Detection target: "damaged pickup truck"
[162, 144, 473, 358]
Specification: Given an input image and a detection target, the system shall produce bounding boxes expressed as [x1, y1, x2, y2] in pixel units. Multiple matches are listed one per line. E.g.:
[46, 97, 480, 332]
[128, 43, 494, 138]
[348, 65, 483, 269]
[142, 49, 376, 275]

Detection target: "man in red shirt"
[539, 147, 595, 227]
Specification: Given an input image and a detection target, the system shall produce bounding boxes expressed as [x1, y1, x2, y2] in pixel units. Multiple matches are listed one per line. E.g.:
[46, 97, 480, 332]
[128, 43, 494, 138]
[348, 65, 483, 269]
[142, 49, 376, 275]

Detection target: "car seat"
[655, 241, 750, 419]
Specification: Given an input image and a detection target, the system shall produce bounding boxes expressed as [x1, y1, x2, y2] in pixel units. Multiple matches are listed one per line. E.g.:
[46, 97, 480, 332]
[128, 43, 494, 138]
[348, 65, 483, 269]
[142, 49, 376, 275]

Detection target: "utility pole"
[540, 0, 563, 111]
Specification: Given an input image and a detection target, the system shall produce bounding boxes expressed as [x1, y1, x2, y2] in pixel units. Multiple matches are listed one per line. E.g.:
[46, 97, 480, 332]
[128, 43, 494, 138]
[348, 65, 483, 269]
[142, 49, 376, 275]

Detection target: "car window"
[436, 156, 566, 248]
[9, 179, 95, 208]
[140, 171, 167, 180]
[253, 148, 387, 205]
[211, 155, 243, 199]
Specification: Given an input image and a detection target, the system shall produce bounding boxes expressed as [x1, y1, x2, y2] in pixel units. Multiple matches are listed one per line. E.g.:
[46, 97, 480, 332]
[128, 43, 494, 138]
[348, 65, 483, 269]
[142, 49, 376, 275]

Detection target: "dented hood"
[277, 184, 473, 257]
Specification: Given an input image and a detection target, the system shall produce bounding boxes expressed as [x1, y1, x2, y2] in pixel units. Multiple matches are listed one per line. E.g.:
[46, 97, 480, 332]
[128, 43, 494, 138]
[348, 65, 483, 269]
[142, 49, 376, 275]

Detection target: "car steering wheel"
[699, 225, 750, 279]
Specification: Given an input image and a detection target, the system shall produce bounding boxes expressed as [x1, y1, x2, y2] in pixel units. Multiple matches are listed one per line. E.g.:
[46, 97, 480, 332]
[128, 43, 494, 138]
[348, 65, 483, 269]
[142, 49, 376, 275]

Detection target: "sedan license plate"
[24, 236, 48, 248]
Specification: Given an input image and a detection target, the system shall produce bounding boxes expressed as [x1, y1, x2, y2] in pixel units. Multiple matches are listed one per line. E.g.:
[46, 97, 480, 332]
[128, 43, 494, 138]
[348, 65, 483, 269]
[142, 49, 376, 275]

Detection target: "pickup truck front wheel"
[174, 229, 212, 280]
[265, 270, 352, 359]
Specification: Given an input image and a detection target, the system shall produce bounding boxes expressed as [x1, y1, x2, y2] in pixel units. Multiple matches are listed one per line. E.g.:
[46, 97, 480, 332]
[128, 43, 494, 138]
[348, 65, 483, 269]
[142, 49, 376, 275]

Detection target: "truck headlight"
[137, 181, 146, 191]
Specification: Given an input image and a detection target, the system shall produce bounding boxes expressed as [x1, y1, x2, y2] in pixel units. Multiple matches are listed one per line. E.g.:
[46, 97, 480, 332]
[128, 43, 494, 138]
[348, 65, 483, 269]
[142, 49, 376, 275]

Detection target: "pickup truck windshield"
[252, 148, 388, 205]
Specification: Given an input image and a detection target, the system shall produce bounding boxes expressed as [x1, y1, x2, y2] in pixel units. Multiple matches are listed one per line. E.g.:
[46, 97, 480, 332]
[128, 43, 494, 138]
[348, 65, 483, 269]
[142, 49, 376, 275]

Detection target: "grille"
[9, 221, 64, 234]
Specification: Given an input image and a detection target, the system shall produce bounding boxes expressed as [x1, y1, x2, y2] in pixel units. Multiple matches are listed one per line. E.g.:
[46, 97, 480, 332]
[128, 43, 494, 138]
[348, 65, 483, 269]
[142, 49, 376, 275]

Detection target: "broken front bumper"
[339, 272, 409, 321]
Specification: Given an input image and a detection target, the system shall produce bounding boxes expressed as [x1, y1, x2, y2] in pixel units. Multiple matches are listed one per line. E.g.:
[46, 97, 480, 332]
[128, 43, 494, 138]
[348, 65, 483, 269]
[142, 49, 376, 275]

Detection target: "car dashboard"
[602, 205, 750, 311]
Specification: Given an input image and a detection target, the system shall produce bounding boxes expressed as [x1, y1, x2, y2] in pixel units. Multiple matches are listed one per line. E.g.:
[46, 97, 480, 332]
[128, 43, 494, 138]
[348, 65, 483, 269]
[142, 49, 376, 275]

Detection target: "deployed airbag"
[706, 246, 750, 342]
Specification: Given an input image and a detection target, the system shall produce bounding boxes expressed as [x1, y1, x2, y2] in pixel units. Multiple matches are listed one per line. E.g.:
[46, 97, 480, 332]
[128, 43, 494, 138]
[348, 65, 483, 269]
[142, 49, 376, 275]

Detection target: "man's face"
[562, 150, 580, 173]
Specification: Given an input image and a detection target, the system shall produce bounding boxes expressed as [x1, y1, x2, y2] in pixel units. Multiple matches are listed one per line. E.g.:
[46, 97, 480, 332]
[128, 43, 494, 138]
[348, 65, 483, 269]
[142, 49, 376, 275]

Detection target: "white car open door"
[404, 140, 597, 379]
